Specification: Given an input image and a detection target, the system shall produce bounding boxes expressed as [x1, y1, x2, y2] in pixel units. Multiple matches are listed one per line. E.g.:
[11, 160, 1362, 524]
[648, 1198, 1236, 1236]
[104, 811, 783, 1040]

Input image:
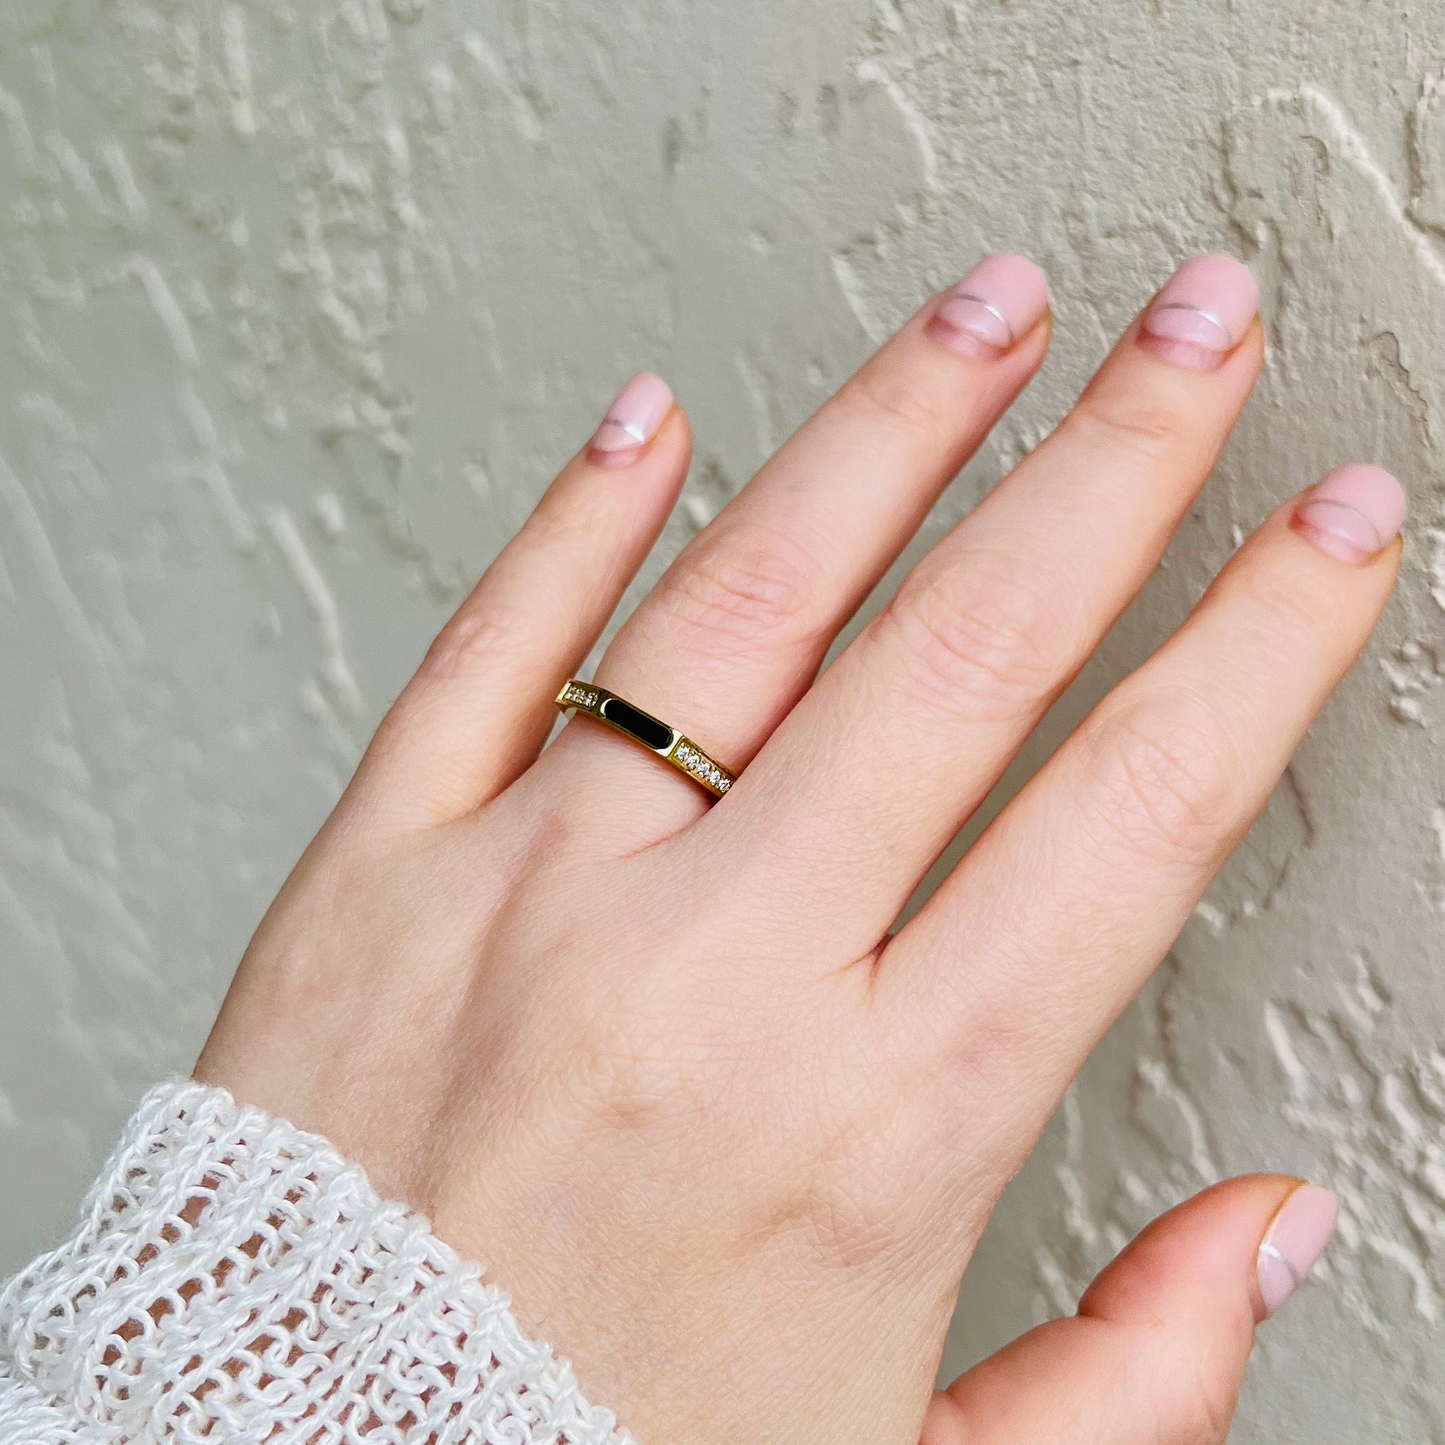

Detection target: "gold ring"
[555, 680, 736, 797]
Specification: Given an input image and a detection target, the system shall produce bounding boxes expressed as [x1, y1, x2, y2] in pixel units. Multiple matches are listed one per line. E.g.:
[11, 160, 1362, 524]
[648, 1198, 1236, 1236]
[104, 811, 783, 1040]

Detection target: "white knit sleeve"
[0, 1080, 634, 1445]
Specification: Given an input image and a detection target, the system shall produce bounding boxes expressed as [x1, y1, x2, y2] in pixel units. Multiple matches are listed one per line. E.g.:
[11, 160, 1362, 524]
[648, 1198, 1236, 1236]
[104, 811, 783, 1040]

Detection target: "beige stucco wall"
[2, 1, 1442, 1435]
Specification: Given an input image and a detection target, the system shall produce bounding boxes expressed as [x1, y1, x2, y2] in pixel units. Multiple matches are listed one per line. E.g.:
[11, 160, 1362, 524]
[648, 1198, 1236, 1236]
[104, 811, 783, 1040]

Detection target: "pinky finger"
[351, 374, 690, 829]
[922, 1175, 1339, 1445]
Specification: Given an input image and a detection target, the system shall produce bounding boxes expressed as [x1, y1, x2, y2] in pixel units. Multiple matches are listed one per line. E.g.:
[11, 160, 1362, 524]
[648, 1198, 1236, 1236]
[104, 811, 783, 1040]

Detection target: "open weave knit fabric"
[0, 1080, 633, 1445]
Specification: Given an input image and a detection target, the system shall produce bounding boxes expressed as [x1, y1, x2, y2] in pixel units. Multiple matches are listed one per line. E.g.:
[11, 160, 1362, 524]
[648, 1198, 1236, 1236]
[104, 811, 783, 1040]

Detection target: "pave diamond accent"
[561, 682, 600, 709]
[674, 741, 732, 793]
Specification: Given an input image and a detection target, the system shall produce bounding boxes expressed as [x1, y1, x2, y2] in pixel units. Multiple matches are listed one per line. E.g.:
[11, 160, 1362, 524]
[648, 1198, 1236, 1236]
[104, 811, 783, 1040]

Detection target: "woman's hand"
[198, 252, 1402, 1445]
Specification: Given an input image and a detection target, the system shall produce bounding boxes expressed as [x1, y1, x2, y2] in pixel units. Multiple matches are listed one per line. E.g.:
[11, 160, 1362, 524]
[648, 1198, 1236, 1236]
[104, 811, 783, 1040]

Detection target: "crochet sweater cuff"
[0, 1079, 633, 1445]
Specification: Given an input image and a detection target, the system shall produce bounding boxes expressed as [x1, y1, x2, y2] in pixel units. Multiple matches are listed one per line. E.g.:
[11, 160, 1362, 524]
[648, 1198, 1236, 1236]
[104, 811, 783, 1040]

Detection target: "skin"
[198, 265, 1400, 1445]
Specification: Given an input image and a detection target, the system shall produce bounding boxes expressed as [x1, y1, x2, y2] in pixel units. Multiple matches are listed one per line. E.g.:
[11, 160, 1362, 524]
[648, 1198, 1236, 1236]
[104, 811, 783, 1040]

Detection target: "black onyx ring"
[555, 680, 736, 797]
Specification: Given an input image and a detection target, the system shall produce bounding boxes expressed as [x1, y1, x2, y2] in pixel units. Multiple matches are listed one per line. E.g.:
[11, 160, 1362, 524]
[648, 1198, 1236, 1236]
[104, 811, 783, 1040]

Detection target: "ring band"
[555, 680, 736, 797]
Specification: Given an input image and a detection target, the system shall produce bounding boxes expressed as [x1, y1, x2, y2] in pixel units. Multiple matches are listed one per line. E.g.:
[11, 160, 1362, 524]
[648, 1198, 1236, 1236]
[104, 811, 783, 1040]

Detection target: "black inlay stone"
[601, 697, 673, 751]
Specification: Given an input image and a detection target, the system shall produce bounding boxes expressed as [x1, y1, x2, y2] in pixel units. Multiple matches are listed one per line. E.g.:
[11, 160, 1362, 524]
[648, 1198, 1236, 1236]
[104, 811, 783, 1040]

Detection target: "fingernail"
[589, 373, 674, 464]
[1139, 253, 1259, 370]
[1292, 464, 1407, 564]
[1257, 1183, 1338, 1318]
[929, 254, 1051, 358]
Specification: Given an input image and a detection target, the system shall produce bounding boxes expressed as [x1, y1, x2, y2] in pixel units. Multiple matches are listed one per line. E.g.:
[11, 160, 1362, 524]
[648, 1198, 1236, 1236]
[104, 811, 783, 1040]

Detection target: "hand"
[199, 252, 1402, 1445]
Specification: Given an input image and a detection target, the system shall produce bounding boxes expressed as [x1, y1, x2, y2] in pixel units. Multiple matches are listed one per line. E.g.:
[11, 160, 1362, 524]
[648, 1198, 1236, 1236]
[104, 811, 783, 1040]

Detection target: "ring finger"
[545, 254, 1053, 831]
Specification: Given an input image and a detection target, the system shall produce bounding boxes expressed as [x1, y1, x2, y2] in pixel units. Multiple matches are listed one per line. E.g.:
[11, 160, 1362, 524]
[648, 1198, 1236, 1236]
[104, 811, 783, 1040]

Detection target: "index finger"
[882, 465, 1404, 1151]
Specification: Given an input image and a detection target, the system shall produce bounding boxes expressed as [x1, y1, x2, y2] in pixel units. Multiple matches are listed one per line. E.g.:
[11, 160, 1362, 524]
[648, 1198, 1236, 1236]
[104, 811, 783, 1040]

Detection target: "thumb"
[922, 1175, 1339, 1445]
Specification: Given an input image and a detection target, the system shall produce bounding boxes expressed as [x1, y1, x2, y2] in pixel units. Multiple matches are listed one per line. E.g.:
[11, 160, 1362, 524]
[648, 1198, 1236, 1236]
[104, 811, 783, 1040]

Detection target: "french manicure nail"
[929, 254, 1051, 358]
[589, 373, 674, 463]
[1257, 1183, 1339, 1318]
[1292, 464, 1407, 564]
[1140, 254, 1260, 370]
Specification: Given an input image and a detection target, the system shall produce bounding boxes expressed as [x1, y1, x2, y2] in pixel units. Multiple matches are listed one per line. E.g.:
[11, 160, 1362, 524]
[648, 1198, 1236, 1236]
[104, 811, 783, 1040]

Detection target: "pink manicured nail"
[1257, 1184, 1338, 1318]
[1140, 254, 1259, 370]
[589, 373, 674, 463]
[1292, 464, 1408, 564]
[929, 254, 1051, 358]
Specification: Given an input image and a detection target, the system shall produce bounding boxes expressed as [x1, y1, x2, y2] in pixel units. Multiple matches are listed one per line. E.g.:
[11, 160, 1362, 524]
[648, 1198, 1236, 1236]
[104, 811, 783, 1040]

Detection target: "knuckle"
[1188, 1384, 1241, 1444]
[1067, 386, 1193, 468]
[1228, 565, 1331, 661]
[883, 568, 1076, 717]
[1159, 1344, 1247, 1445]
[1081, 697, 1243, 868]
[654, 535, 824, 654]
[417, 605, 516, 680]
[846, 360, 953, 440]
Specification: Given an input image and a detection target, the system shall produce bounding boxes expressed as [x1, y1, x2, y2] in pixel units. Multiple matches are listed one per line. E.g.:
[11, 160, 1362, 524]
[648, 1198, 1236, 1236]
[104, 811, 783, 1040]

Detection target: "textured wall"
[1, 1, 1442, 1436]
